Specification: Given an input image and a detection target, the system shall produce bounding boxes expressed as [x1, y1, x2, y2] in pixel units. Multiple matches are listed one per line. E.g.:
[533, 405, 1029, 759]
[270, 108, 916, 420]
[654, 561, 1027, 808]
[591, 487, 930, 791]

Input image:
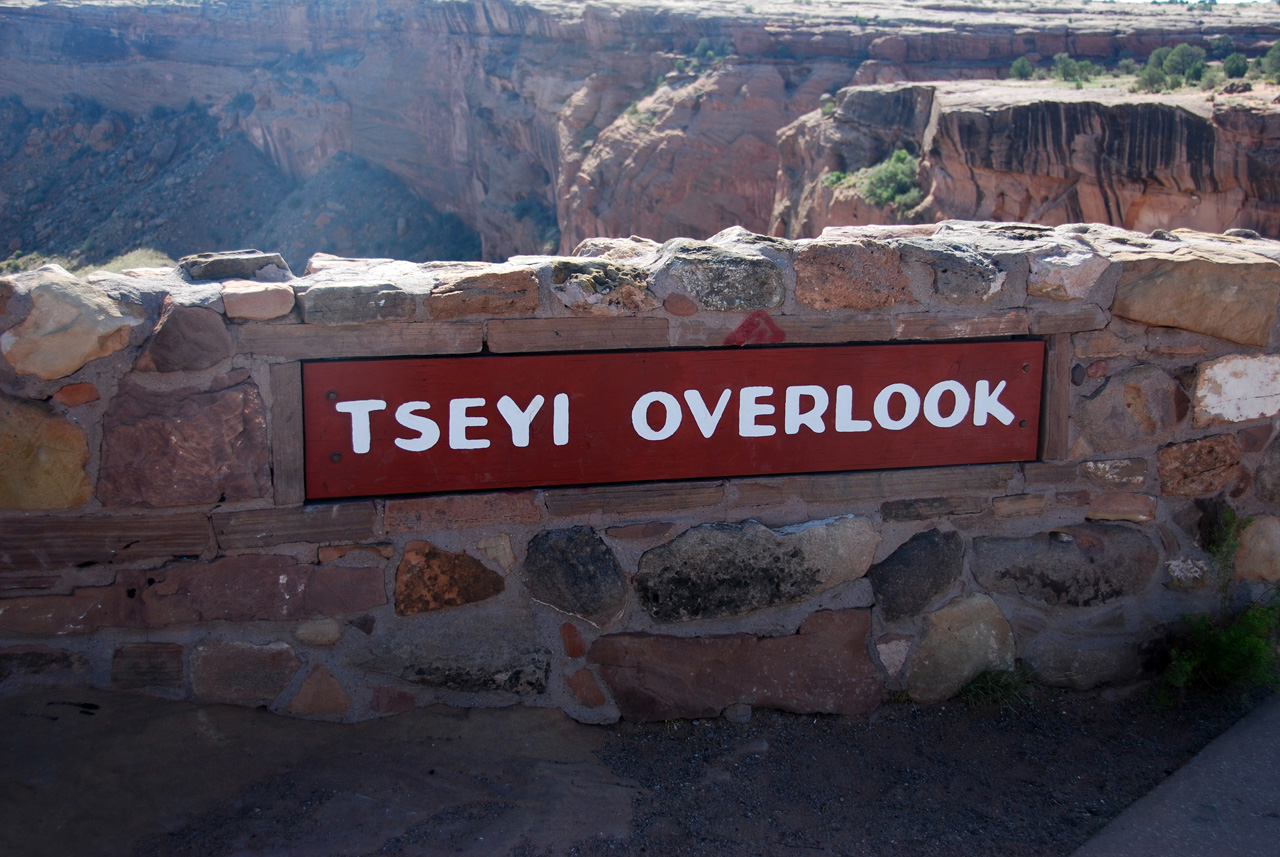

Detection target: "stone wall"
[3, 221, 1280, 723]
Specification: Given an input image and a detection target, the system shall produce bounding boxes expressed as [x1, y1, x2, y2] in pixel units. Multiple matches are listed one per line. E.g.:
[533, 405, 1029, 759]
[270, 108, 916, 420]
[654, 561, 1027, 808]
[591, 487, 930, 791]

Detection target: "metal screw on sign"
[330, 453, 342, 463]
[327, 390, 339, 401]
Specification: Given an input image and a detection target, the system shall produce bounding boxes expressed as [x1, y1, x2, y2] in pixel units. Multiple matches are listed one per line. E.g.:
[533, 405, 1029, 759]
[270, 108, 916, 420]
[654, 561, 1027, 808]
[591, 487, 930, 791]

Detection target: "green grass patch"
[959, 670, 1035, 708]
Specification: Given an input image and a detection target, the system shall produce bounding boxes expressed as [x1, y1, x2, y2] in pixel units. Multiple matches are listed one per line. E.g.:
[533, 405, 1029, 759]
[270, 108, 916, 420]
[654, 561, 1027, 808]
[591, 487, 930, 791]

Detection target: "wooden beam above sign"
[302, 341, 1045, 499]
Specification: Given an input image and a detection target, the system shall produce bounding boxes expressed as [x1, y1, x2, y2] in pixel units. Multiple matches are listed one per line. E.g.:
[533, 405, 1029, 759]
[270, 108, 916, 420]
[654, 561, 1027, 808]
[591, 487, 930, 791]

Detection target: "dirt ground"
[0, 685, 1263, 857]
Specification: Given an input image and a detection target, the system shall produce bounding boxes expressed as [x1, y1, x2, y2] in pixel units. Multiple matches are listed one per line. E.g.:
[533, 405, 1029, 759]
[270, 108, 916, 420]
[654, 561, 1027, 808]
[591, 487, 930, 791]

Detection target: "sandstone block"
[588, 609, 881, 721]
[634, 516, 879, 623]
[286, 665, 351, 716]
[1086, 493, 1157, 523]
[371, 686, 416, 715]
[1158, 435, 1243, 497]
[180, 250, 291, 282]
[385, 492, 540, 532]
[1235, 516, 1280, 583]
[973, 525, 1158, 608]
[51, 382, 99, 407]
[363, 608, 550, 695]
[1, 266, 147, 380]
[866, 529, 964, 621]
[0, 395, 91, 510]
[97, 379, 269, 507]
[1112, 246, 1280, 346]
[426, 264, 540, 319]
[567, 669, 607, 708]
[793, 240, 912, 310]
[523, 527, 626, 626]
[0, 646, 89, 684]
[1028, 245, 1112, 301]
[191, 641, 300, 705]
[295, 618, 344, 647]
[1079, 458, 1148, 488]
[111, 643, 183, 689]
[395, 541, 504, 615]
[135, 297, 233, 373]
[220, 280, 296, 320]
[561, 622, 587, 659]
[297, 281, 416, 324]
[1194, 354, 1280, 427]
[993, 494, 1048, 517]
[1078, 365, 1187, 452]
[875, 634, 912, 677]
[476, 535, 516, 570]
[653, 238, 785, 311]
[897, 238, 1005, 302]
[905, 594, 1014, 704]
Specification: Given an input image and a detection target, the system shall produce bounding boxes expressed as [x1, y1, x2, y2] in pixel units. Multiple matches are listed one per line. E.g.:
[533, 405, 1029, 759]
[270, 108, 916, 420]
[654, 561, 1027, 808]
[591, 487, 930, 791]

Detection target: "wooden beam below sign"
[235, 322, 483, 359]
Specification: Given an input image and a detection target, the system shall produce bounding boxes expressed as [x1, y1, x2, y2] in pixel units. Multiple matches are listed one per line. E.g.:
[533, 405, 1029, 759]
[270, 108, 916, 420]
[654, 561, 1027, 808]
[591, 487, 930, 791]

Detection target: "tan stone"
[567, 669, 607, 708]
[286, 665, 351, 716]
[425, 264, 539, 320]
[1235, 516, 1280, 583]
[295, 618, 344, 647]
[220, 280, 296, 320]
[476, 534, 516, 570]
[794, 240, 912, 310]
[1158, 435, 1243, 497]
[394, 541, 504, 614]
[906, 594, 1014, 704]
[993, 494, 1048, 517]
[1027, 245, 1112, 301]
[1086, 493, 1157, 523]
[0, 395, 92, 510]
[1194, 354, 1280, 427]
[0, 266, 147, 380]
[1112, 247, 1280, 346]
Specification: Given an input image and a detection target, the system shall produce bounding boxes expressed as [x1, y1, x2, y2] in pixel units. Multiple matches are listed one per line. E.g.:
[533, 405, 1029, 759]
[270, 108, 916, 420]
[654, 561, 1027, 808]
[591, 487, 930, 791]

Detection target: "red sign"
[302, 341, 1044, 499]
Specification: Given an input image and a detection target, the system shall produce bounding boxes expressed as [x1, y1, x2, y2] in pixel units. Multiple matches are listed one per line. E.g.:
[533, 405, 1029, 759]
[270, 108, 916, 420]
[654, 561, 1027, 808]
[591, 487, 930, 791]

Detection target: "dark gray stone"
[363, 608, 550, 695]
[523, 527, 626, 625]
[867, 529, 964, 621]
[296, 281, 417, 324]
[973, 524, 1159, 608]
[654, 238, 785, 310]
[634, 516, 878, 623]
[1254, 435, 1280, 503]
[897, 238, 1002, 300]
[179, 249, 291, 282]
[1078, 364, 1188, 453]
[1023, 634, 1146, 690]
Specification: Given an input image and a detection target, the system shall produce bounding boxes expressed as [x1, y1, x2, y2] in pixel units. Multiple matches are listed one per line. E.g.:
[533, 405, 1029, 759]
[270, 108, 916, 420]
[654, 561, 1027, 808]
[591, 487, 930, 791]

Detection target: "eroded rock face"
[588, 609, 882, 721]
[1, 265, 147, 380]
[906, 594, 1014, 704]
[523, 527, 626, 626]
[635, 516, 879, 623]
[97, 377, 270, 507]
[866, 529, 964, 622]
[0, 394, 92, 510]
[1078, 364, 1187, 453]
[793, 239, 912, 310]
[972, 525, 1158, 608]
[1157, 434, 1243, 497]
[650, 236, 786, 311]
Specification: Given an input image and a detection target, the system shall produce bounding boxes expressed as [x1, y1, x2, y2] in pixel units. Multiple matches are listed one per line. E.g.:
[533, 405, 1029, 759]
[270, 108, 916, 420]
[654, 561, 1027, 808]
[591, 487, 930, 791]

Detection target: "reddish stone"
[384, 492, 540, 532]
[97, 379, 269, 507]
[286, 665, 351, 716]
[394, 541, 504, 615]
[51, 382, 99, 407]
[1238, 424, 1274, 453]
[1158, 435, 1243, 497]
[0, 646, 88, 682]
[317, 544, 394, 564]
[1055, 490, 1091, 507]
[191, 642, 300, 704]
[1086, 493, 1158, 523]
[135, 296, 234, 373]
[561, 622, 587, 659]
[663, 293, 699, 317]
[111, 642, 183, 689]
[568, 669, 607, 708]
[1086, 360, 1108, 379]
[371, 685, 415, 715]
[605, 521, 674, 540]
[587, 609, 882, 721]
[794, 240, 912, 310]
[0, 556, 387, 636]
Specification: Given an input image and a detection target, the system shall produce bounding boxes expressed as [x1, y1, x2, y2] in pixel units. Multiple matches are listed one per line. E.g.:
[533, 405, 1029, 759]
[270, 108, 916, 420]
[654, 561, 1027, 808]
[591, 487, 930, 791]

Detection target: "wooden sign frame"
[299, 341, 1045, 500]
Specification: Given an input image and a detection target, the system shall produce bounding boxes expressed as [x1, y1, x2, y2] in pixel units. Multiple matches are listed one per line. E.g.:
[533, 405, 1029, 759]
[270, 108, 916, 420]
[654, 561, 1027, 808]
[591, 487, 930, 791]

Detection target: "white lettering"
[553, 393, 569, 446]
[497, 395, 544, 448]
[394, 401, 440, 451]
[684, 389, 732, 438]
[632, 391, 682, 441]
[785, 385, 828, 435]
[874, 383, 921, 431]
[834, 385, 872, 433]
[449, 398, 490, 449]
[335, 399, 386, 454]
[974, 380, 1015, 426]
[739, 386, 776, 437]
[923, 380, 971, 428]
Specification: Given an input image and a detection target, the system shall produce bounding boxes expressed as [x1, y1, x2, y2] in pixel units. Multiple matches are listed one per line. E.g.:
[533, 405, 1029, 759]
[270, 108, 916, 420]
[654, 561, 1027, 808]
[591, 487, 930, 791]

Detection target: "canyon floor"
[1, 684, 1268, 857]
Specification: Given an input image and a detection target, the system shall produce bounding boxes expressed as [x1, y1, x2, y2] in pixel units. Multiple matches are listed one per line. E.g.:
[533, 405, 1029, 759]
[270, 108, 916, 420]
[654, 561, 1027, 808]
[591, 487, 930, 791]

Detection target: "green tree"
[1186, 59, 1207, 82]
[1163, 43, 1206, 76]
[1054, 52, 1080, 81]
[1010, 56, 1034, 80]
[1265, 42, 1280, 77]
[1209, 34, 1235, 60]
[1223, 52, 1248, 78]
[1137, 64, 1168, 92]
[1148, 46, 1173, 70]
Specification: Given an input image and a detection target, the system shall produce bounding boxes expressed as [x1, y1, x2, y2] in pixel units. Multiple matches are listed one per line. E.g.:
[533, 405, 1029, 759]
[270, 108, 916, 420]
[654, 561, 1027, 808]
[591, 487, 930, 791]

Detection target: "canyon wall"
[4, 222, 1280, 721]
[3, 0, 1280, 260]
